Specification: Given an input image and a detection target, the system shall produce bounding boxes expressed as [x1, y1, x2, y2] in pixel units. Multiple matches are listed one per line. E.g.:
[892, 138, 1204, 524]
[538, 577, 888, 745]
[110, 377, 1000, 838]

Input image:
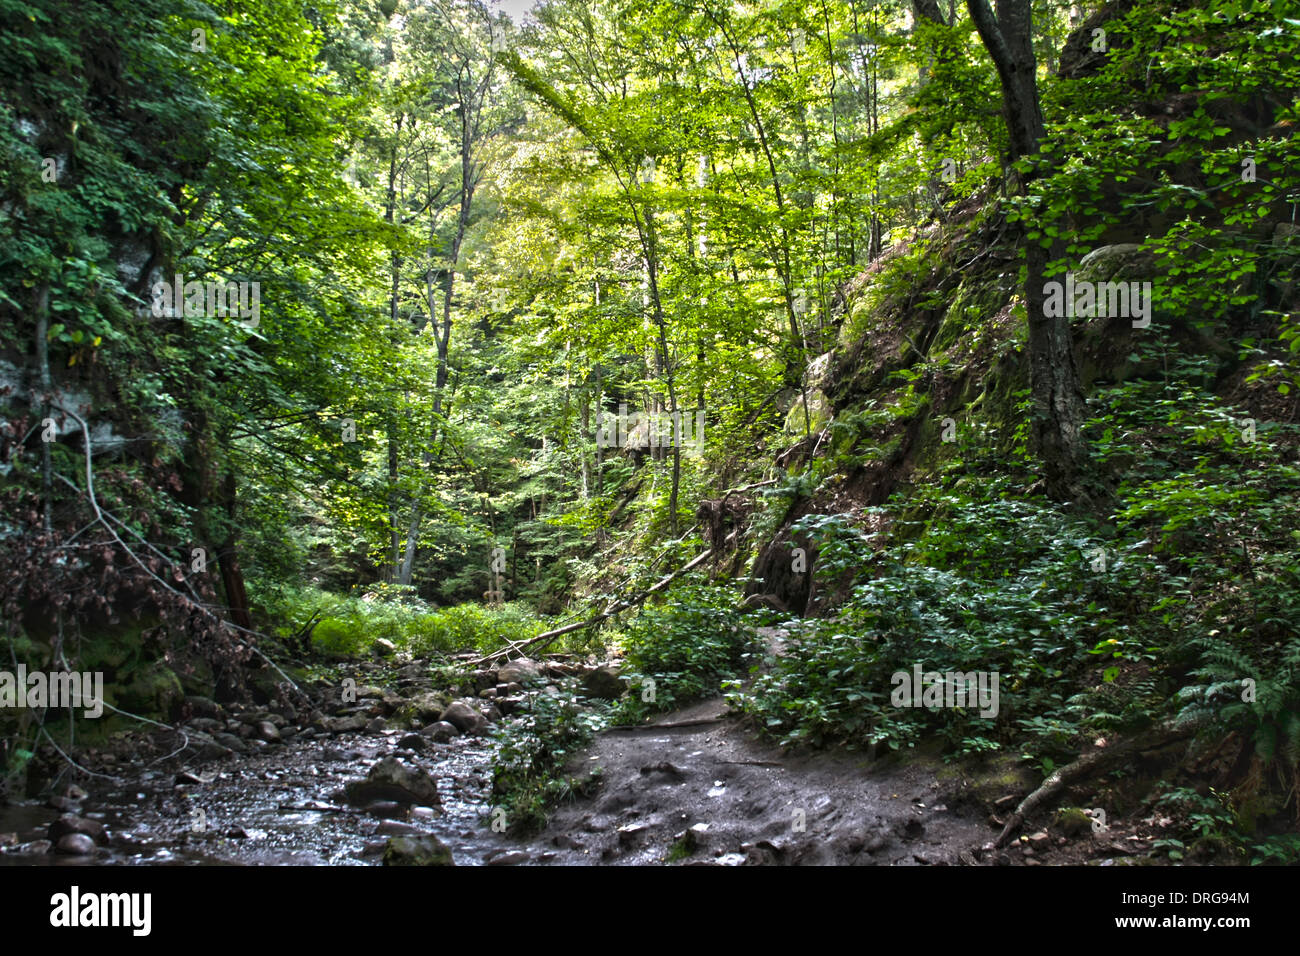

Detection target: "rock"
[376, 820, 426, 837]
[406, 692, 450, 724]
[1078, 243, 1156, 283]
[485, 849, 530, 866]
[423, 721, 459, 743]
[397, 733, 427, 753]
[120, 662, 185, 721]
[184, 695, 223, 719]
[215, 732, 248, 753]
[366, 801, 410, 819]
[382, 834, 454, 866]
[254, 720, 281, 743]
[193, 738, 232, 761]
[440, 701, 487, 735]
[344, 756, 440, 806]
[48, 815, 107, 846]
[189, 717, 224, 734]
[480, 688, 498, 700]
[365, 717, 387, 733]
[53, 833, 96, 856]
[0, 832, 18, 847]
[326, 714, 368, 734]
[497, 658, 542, 685]
[46, 795, 79, 812]
[582, 664, 626, 700]
[1054, 807, 1094, 837]
[478, 702, 501, 723]
[1028, 831, 1050, 845]
[397, 663, 425, 682]
[372, 638, 397, 658]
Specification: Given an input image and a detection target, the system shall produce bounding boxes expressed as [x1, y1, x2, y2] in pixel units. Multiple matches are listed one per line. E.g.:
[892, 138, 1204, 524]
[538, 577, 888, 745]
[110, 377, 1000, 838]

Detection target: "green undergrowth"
[732, 357, 1300, 861]
[252, 582, 550, 660]
[488, 583, 761, 832]
[610, 582, 764, 723]
[489, 682, 609, 834]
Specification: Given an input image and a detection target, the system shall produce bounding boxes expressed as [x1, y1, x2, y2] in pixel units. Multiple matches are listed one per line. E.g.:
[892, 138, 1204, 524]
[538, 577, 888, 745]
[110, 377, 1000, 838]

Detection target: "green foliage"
[489, 684, 607, 833]
[253, 582, 548, 659]
[612, 583, 761, 723]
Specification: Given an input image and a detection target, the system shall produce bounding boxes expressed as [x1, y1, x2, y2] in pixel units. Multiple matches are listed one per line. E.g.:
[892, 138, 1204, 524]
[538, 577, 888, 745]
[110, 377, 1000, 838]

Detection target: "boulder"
[372, 638, 397, 658]
[1077, 243, 1156, 283]
[184, 696, 222, 720]
[53, 833, 97, 855]
[344, 757, 440, 806]
[214, 732, 248, 753]
[48, 815, 107, 846]
[326, 714, 368, 734]
[406, 692, 450, 724]
[422, 721, 459, 743]
[382, 834, 454, 866]
[582, 664, 626, 700]
[497, 658, 543, 685]
[440, 700, 488, 735]
[397, 733, 427, 753]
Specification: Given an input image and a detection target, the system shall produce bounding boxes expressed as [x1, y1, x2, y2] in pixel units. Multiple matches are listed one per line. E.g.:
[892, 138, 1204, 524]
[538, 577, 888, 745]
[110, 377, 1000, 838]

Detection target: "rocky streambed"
[0, 654, 593, 867]
[2, 649, 1146, 867]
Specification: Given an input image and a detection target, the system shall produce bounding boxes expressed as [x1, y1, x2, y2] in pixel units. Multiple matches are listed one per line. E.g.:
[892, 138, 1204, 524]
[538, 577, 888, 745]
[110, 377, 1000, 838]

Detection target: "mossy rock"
[117, 662, 184, 721]
[1054, 806, 1094, 837]
[784, 388, 832, 435]
[382, 834, 454, 866]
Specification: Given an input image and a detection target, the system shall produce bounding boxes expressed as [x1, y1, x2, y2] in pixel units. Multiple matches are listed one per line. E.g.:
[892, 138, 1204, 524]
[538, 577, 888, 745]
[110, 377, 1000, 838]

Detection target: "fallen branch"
[471, 535, 734, 666]
[994, 725, 1196, 847]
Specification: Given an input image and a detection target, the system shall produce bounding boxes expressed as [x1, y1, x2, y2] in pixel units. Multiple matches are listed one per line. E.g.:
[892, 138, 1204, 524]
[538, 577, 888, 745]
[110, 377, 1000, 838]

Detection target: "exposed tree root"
[994, 725, 1196, 847]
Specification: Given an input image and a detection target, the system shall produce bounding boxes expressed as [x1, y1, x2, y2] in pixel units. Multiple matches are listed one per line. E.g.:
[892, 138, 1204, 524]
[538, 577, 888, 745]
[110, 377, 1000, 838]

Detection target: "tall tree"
[966, 0, 1092, 503]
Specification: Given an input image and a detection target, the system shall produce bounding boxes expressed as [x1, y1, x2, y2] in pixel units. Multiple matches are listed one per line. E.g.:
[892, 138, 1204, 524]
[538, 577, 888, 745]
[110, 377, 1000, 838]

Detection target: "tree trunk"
[966, 0, 1092, 502]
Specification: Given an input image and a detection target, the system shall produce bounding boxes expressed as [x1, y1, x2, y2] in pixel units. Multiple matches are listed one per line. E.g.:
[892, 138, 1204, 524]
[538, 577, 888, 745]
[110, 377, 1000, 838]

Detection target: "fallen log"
[471, 533, 737, 667]
[994, 724, 1196, 847]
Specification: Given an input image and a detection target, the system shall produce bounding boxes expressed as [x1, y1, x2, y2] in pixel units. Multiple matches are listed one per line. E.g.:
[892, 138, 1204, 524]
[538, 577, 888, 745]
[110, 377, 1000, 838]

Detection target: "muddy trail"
[529, 697, 992, 865]
[0, 651, 1161, 866]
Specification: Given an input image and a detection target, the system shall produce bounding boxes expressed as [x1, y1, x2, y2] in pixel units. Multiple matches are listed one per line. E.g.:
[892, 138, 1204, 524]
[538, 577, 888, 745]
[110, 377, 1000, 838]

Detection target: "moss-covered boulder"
[117, 662, 184, 720]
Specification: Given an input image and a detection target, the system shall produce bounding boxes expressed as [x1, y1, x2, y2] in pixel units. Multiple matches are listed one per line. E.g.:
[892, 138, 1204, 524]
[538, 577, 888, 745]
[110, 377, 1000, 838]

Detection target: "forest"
[0, 0, 1298, 878]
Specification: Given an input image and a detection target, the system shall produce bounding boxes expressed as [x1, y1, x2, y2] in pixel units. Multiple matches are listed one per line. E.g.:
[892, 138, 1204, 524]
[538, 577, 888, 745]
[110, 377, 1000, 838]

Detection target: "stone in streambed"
[382, 834, 454, 866]
[496, 658, 542, 685]
[422, 721, 459, 743]
[439, 701, 487, 735]
[48, 814, 107, 845]
[344, 756, 440, 807]
[582, 664, 626, 700]
[53, 833, 96, 856]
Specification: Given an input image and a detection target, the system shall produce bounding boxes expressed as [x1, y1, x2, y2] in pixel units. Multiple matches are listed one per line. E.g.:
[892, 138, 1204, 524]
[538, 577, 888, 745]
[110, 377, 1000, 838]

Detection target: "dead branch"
[471, 533, 737, 666]
[994, 724, 1196, 847]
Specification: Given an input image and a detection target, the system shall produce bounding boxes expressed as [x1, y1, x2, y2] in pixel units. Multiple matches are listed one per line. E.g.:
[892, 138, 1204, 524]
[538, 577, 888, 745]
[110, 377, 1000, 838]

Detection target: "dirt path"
[527, 697, 994, 865]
